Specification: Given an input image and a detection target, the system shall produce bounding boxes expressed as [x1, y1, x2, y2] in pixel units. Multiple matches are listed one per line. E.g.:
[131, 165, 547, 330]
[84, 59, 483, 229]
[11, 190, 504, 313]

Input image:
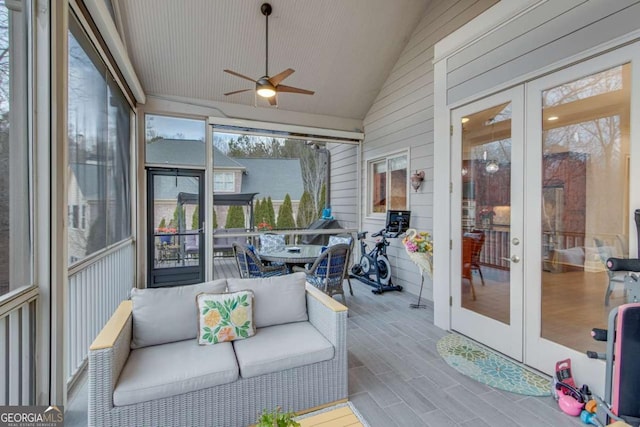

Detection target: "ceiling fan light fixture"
[256, 78, 276, 98]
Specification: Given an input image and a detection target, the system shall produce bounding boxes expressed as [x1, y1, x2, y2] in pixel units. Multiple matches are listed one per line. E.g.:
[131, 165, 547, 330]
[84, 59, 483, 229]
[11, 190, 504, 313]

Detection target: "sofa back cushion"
[227, 272, 307, 328]
[130, 279, 227, 349]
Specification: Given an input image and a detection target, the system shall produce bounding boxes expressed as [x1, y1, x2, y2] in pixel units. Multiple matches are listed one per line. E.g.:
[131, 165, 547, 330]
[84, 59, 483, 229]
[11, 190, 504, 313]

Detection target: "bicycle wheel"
[377, 256, 391, 285]
[360, 256, 372, 275]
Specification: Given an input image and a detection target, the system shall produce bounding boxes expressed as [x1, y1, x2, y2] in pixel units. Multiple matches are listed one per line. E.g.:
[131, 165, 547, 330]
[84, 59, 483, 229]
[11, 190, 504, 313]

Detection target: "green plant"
[256, 407, 300, 427]
[225, 205, 245, 229]
[276, 194, 296, 229]
[191, 205, 199, 230]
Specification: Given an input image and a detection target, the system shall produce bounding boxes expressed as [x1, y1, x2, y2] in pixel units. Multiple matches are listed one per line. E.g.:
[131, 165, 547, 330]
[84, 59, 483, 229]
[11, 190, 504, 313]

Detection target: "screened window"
[369, 153, 407, 214]
[145, 114, 206, 166]
[0, 0, 30, 296]
[214, 172, 235, 192]
[67, 15, 132, 265]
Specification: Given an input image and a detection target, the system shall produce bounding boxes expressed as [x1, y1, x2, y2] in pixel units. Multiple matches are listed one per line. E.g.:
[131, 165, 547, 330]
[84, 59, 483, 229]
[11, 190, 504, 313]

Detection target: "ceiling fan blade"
[224, 88, 253, 96]
[269, 68, 295, 86]
[277, 84, 315, 95]
[223, 69, 257, 83]
[268, 96, 277, 106]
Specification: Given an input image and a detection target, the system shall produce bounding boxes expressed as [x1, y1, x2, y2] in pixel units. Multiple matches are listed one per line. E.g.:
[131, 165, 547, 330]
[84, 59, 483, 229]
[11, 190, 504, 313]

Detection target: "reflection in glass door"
[147, 168, 205, 287]
[525, 57, 634, 380]
[451, 88, 524, 361]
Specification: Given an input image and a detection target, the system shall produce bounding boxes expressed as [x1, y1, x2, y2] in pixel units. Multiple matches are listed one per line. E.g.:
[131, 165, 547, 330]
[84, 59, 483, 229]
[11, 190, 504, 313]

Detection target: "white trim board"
[209, 117, 364, 145]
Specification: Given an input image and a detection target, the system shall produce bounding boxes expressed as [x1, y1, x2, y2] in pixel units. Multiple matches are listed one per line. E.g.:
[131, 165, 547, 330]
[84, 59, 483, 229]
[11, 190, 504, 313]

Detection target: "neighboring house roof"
[70, 163, 98, 200]
[154, 175, 199, 200]
[213, 146, 245, 169]
[146, 138, 206, 165]
[234, 157, 304, 201]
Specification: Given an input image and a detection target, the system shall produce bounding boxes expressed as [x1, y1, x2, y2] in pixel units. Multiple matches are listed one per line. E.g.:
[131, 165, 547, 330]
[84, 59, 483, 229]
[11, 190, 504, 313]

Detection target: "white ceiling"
[113, 0, 431, 120]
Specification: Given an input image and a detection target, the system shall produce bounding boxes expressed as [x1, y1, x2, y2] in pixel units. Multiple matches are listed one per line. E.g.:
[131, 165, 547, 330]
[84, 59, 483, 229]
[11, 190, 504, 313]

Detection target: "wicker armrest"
[90, 301, 133, 350]
[305, 284, 347, 346]
[89, 301, 133, 417]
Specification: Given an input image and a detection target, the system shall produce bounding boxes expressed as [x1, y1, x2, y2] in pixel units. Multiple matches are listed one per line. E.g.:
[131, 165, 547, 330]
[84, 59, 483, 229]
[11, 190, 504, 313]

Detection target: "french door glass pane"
[460, 102, 512, 324]
[540, 64, 630, 353]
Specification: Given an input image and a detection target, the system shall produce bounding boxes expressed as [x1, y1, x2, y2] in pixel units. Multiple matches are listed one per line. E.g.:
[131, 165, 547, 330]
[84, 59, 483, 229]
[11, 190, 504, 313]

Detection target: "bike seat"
[357, 231, 368, 240]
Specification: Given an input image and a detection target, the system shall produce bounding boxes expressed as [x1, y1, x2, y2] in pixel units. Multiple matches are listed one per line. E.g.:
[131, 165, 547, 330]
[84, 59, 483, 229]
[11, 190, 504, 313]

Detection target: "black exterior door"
[147, 168, 205, 287]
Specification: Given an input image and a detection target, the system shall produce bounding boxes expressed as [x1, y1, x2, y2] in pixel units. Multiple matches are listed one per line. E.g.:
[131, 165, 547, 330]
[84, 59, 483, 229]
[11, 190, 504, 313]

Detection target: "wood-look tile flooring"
[66, 259, 581, 427]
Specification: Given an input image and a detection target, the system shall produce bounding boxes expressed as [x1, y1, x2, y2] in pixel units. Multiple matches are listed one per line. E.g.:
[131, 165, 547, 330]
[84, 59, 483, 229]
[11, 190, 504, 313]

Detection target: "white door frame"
[450, 87, 525, 361]
[522, 43, 640, 393]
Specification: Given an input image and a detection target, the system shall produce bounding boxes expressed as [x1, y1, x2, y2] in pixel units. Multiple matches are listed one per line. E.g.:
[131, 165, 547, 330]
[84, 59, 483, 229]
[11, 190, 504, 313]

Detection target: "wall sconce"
[410, 170, 425, 192]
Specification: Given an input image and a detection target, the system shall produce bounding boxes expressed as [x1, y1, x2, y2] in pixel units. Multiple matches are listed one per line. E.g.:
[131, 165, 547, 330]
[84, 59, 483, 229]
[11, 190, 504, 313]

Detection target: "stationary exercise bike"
[350, 210, 410, 294]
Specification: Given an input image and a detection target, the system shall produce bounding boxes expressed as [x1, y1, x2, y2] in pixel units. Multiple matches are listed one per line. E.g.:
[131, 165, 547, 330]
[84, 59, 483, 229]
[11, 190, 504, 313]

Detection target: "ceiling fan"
[223, 3, 315, 106]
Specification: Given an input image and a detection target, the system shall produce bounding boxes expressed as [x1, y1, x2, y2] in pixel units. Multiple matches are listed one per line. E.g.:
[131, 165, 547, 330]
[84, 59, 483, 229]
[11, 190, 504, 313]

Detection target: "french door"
[523, 46, 638, 384]
[450, 88, 525, 360]
[450, 43, 639, 386]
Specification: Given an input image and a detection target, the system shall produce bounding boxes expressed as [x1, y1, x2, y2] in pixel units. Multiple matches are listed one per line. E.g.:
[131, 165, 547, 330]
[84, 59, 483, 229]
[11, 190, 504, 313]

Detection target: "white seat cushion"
[233, 321, 334, 379]
[113, 339, 238, 406]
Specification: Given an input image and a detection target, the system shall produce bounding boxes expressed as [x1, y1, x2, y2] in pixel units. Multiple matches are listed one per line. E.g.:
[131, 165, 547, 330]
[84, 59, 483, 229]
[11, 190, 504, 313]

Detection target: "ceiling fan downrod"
[261, 3, 272, 77]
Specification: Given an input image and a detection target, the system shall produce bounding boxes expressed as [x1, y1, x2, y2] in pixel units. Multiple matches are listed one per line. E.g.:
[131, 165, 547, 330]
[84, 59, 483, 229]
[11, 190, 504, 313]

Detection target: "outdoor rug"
[295, 401, 370, 427]
[437, 333, 551, 396]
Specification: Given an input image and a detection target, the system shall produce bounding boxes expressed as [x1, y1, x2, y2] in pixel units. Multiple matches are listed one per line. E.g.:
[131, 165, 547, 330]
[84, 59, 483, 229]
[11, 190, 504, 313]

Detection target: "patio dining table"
[259, 244, 325, 273]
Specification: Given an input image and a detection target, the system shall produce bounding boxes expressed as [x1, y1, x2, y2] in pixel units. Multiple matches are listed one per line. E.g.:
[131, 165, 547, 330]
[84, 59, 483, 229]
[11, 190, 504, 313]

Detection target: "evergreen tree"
[254, 199, 263, 223]
[225, 205, 245, 229]
[172, 205, 186, 229]
[158, 217, 167, 229]
[191, 206, 199, 230]
[276, 194, 296, 229]
[213, 209, 218, 229]
[296, 191, 316, 228]
[266, 197, 276, 227]
[317, 183, 326, 218]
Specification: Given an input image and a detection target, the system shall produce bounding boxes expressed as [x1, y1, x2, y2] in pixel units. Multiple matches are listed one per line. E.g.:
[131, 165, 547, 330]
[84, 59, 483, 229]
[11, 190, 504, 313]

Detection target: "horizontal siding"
[329, 142, 358, 230]
[448, 0, 640, 104]
[361, 0, 496, 300]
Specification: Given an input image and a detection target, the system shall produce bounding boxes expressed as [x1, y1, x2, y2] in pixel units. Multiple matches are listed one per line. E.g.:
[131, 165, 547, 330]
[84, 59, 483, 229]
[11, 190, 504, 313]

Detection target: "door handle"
[501, 255, 521, 263]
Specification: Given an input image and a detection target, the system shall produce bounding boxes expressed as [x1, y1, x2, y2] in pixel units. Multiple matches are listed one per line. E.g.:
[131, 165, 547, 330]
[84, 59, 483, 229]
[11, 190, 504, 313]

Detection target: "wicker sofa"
[88, 273, 348, 427]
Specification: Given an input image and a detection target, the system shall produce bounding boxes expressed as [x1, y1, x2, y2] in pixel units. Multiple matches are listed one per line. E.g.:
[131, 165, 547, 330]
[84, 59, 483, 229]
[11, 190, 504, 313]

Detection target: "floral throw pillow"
[196, 291, 255, 345]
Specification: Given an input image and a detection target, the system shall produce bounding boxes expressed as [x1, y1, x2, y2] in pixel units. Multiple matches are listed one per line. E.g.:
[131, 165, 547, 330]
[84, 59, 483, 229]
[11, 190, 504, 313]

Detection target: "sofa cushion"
[113, 339, 238, 406]
[233, 321, 334, 379]
[227, 272, 307, 328]
[196, 290, 255, 344]
[259, 233, 286, 253]
[130, 279, 227, 349]
[328, 235, 352, 247]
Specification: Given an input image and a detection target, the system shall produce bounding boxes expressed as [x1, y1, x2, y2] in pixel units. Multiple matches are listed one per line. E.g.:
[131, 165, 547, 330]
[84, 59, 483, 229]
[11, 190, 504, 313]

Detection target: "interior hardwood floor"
[462, 265, 623, 354]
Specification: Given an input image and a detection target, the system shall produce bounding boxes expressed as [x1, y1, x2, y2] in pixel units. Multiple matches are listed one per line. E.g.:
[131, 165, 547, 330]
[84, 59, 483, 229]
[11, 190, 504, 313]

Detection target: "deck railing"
[0, 285, 38, 405]
[67, 239, 135, 385]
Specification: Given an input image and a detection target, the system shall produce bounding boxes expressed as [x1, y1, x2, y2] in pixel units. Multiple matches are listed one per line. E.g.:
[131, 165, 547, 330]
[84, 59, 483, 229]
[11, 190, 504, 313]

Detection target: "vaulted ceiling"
[113, 0, 431, 120]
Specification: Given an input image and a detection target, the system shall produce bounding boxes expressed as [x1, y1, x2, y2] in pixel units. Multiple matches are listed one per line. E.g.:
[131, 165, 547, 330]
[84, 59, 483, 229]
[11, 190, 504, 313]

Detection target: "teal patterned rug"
[437, 334, 551, 396]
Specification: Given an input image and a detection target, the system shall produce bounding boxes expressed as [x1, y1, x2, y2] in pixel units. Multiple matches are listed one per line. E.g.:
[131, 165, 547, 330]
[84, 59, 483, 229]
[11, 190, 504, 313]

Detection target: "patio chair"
[232, 242, 287, 278]
[328, 234, 355, 296]
[594, 237, 626, 306]
[462, 236, 477, 300]
[463, 230, 485, 286]
[294, 243, 351, 305]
